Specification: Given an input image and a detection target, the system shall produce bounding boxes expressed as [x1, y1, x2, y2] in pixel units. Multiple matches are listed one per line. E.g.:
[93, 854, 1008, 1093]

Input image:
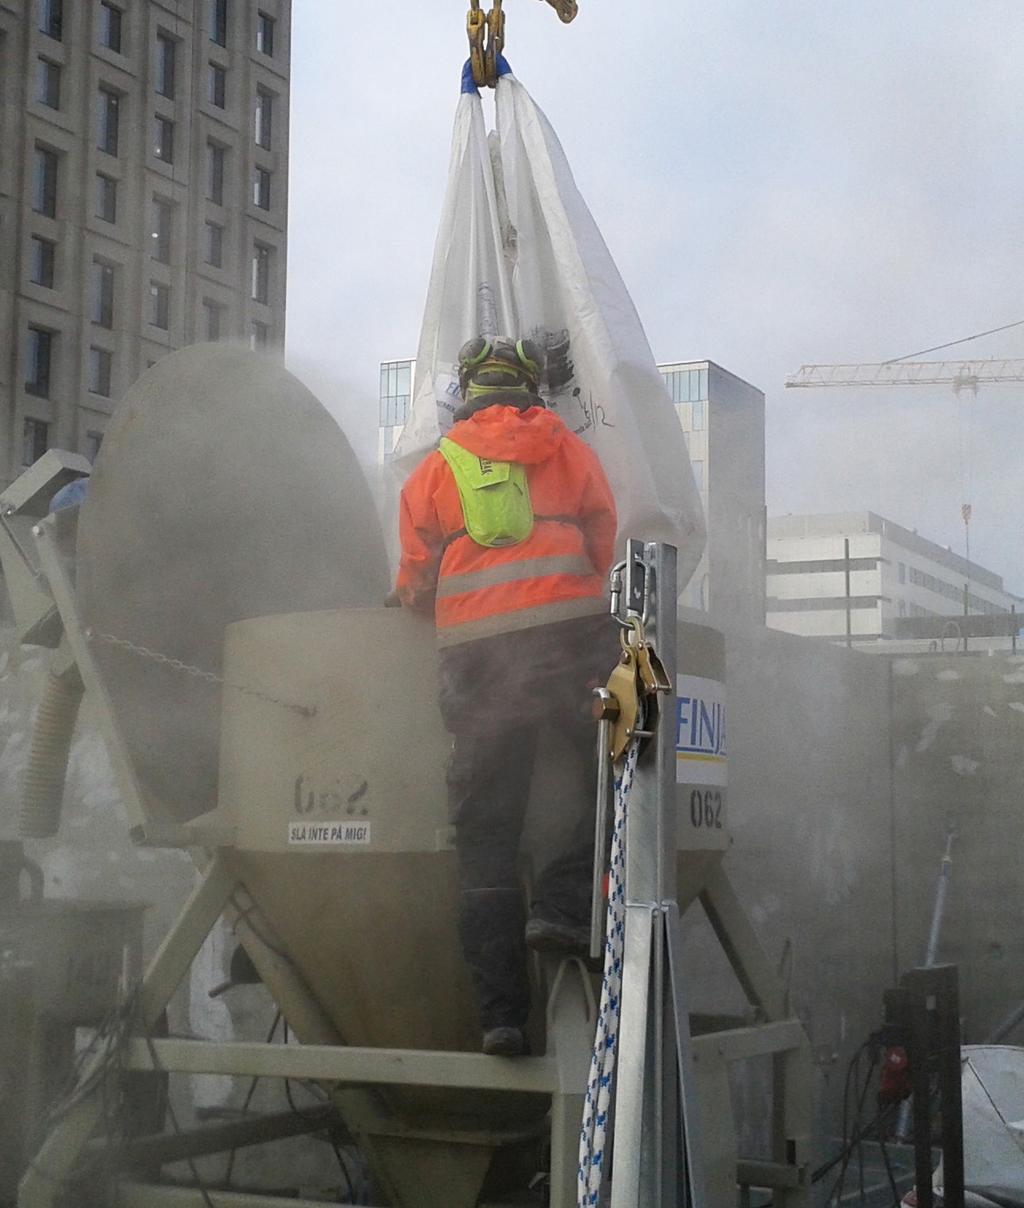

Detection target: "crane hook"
[468, 0, 576, 90]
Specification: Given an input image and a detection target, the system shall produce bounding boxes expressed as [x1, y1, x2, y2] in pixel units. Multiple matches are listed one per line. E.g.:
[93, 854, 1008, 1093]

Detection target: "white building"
[659, 360, 766, 628]
[767, 512, 1020, 641]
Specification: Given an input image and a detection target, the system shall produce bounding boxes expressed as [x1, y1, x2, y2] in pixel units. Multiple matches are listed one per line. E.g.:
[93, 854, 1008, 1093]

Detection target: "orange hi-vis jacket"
[397, 404, 617, 647]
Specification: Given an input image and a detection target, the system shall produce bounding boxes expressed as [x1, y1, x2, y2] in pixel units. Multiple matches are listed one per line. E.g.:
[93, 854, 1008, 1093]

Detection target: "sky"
[285, 1, 1024, 593]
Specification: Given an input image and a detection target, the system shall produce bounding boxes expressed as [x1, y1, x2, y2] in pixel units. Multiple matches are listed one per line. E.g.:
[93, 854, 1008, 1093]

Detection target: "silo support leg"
[549, 1090, 584, 1208]
[18, 856, 238, 1208]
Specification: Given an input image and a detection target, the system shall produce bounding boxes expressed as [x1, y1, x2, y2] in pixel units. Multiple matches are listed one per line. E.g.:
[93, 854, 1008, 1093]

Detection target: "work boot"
[482, 1025, 528, 1057]
[525, 915, 591, 957]
[458, 887, 531, 1037]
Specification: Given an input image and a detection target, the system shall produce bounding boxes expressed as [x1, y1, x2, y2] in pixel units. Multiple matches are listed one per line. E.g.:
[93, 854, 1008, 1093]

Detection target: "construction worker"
[396, 336, 618, 1056]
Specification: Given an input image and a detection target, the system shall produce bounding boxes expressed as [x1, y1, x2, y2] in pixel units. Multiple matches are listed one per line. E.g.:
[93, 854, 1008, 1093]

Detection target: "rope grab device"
[467, 0, 579, 89]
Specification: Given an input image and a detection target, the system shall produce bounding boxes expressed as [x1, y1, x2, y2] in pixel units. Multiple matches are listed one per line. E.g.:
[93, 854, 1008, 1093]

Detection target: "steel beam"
[119, 1182, 371, 1208]
[124, 1037, 559, 1094]
[90, 1107, 338, 1168]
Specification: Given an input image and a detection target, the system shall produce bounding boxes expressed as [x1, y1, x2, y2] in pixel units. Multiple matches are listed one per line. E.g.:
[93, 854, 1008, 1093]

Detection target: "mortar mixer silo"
[17, 346, 814, 1208]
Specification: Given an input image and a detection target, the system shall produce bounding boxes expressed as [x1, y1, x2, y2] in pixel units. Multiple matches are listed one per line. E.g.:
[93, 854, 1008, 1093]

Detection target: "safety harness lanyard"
[577, 737, 640, 1207]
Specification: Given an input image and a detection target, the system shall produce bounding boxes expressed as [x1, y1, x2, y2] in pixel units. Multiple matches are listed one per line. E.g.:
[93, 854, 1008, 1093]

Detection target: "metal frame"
[20, 523, 815, 1208]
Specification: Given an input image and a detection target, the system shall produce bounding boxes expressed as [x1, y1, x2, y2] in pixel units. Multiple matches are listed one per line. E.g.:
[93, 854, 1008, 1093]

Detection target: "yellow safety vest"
[438, 437, 534, 548]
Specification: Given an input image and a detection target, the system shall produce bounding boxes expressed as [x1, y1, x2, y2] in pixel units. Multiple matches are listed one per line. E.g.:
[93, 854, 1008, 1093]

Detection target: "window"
[898, 599, 907, 619]
[250, 320, 269, 349]
[256, 11, 275, 56]
[210, 0, 227, 46]
[97, 88, 120, 156]
[92, 260, 114, 328]
[379, 361, 412, 427]
[23, 419, 50, 467]
[202, 300, 223, 341]
[155, 33, 176, 98]
[254, 88, 273, 149]
[208, 62, 226, 107]
[154, 115, 174, 163]
[691, 459, 705, 493]
[898, 561, 906, 584]
[150, 282, 169, 329]
[100, 3, 123, 52]
[38, 0, 62, 40]
[251, 244, 270, 303]
[253, 166, 270, 210]
[30, 236, 56, 288]
[96, 173, 117, 223]
[691, 398, 705, 431]
[33, 146, 58, 217]
[207, 142, 225, 204]
[204, 220, 224, 267]
[89, 347, 112, 397]
[85, 430, 104, 462]
[151, 198, 172, 263]
[37, 58, 60, 108]
[25, 328, 52, 398]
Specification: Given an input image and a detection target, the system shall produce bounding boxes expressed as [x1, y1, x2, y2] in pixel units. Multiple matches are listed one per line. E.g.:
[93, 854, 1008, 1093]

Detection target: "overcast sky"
[285, 1, 1024, 593]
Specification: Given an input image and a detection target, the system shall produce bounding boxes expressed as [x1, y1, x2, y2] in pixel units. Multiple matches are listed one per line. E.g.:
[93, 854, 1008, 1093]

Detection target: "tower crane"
[785, 358, 1024, 392]
[785, 356, 1024, 620]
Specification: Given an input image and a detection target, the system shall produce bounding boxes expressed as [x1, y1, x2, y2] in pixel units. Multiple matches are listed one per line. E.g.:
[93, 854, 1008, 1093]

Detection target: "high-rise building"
[0, 0, 290, 483]
[767, 512, 1021, 641]
[659, 360, 766, 627]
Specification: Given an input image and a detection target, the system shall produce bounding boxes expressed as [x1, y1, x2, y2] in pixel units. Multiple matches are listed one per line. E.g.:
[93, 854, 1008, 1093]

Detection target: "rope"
[577, 738, 639, 1206]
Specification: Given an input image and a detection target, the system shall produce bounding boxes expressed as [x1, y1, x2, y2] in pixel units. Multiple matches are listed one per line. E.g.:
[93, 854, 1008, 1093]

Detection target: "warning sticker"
[287, 821, 372, 846]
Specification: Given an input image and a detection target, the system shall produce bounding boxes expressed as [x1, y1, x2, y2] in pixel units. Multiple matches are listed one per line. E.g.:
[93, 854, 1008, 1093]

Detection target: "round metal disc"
[77, 343, 389, 823]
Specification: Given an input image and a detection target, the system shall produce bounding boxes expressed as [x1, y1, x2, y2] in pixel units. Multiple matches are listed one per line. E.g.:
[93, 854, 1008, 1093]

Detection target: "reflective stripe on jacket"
[397, 404, 617, 647]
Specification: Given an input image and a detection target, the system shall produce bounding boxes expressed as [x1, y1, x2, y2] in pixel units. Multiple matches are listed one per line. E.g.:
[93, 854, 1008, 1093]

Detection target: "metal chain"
[85, 628, 316, 718]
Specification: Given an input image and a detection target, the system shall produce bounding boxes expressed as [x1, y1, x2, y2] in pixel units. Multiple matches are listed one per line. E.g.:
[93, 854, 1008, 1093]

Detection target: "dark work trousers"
[442, 615, 617, 1032]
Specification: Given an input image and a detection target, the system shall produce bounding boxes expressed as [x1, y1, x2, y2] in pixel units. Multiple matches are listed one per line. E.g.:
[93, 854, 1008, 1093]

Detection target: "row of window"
[32, 142, 274, 227]
[37, 57, 275, 143]
[767, 556, 880, 575]
[662, 366, 709, 406]
[24, 314, 274, 403]
[21, 416, 102, 470]
[37, 0, 276, 60]
[906, 564, 1007, 615]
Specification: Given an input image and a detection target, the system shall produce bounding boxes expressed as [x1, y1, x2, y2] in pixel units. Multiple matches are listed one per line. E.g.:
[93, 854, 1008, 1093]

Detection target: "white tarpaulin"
[394, 69, 705, 588]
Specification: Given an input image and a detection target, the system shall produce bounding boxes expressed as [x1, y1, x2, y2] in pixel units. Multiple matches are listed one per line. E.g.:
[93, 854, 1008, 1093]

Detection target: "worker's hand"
[384, 589, 402, 609]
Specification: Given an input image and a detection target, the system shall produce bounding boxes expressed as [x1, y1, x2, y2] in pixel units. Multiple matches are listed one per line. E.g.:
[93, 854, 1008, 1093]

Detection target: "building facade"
[767, 512, 1020, 641]
[378, 356, 413, 465]
[659, 359, 766, 628]
[0, 0, 290, 482]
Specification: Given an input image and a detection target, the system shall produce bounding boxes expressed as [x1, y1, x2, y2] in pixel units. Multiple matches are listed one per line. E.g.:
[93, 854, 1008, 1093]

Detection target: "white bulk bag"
[394, 67, 705, 588]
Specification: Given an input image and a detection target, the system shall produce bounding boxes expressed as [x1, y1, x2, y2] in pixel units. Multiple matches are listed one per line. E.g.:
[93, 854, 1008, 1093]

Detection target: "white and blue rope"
[577, 738, 639, 1207]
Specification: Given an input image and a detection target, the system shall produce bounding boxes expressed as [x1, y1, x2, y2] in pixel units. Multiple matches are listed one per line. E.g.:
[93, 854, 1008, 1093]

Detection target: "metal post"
[924, 830, 955, 968]
[609, 541, 706, 1208]
[844, 538, 852, 648]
